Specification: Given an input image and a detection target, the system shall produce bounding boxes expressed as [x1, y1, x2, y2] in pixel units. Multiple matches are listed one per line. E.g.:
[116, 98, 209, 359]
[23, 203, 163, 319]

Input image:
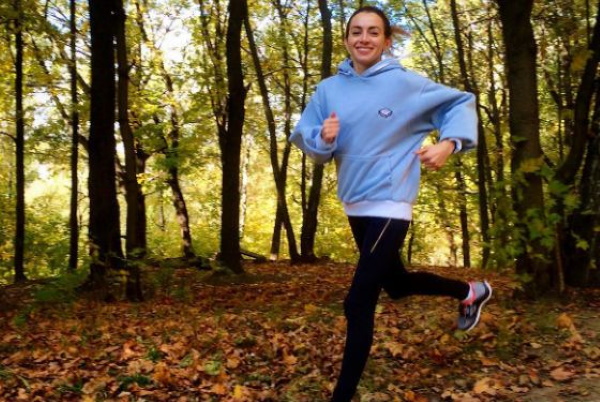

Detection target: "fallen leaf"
[233, 384, 247, 399]
[556, 313, 575, 330]
[153, 362, 173, 385]
[473, 377, 494, 394]
[283, 352, 298, 366]
[211, 383, 228, 395]
[550, 367, 575, 382]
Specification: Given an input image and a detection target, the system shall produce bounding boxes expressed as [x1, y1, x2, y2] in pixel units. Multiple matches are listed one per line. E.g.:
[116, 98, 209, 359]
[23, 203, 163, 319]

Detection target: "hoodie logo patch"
[378, 108, 393, 118]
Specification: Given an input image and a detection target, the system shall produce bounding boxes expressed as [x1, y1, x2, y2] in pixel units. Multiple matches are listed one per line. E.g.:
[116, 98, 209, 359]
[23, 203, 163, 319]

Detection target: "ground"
[0, 261, 599, 401]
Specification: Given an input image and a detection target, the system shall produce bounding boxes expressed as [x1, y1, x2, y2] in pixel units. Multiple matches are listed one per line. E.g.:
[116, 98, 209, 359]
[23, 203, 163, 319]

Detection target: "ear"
[384, 37, 392, 51]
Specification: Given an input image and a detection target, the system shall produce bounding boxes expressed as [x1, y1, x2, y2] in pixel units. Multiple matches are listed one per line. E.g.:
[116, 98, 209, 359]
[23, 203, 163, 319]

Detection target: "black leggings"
[331, 216, 469, 402]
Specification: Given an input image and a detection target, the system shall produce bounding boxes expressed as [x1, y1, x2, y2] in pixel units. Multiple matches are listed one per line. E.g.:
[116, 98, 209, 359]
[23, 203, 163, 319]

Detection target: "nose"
[358, 32, 369, 42]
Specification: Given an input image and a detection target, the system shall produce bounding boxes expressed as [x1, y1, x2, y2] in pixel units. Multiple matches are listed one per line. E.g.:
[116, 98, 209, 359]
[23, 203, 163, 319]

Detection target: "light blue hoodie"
[290, 58, 477, 219]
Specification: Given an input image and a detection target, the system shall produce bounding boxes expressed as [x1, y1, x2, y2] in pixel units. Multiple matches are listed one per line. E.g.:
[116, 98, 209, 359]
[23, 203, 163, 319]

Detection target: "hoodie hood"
[338, 57, 403, 77]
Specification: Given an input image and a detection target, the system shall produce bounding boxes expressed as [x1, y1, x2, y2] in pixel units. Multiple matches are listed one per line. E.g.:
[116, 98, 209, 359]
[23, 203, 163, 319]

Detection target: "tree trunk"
[244, 1, 299, 261]
[114, 0, 143, 300]
[166, 166, 195, 259]
[240, 135, 251, 237]
[556, 0, 600, 186]
[561, 2, 600, 286]
[455, 167, 471, 268]
[154, 65, 197, 259]
[299, 0, 332, 262]
[436, 186, 458, 267]
[450, 0, 487, 268]
[13, 0, 26, 283]
[88, 0, 125, 291]
[496, 0, 554, 297]
[115, 0, 145, 260]
[68, 0, 80, 273]
[270, 208, 284, 261]
[219, 0, 247, 274]
[485, 14, 511, 263]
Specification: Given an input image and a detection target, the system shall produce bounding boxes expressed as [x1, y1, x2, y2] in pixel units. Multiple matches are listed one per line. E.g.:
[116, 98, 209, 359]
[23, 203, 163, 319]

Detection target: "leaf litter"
[1, 262, 599, 401]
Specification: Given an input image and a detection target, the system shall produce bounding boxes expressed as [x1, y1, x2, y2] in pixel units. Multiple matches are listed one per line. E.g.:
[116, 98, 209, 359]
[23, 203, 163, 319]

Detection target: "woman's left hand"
[415, 140, 455, 170]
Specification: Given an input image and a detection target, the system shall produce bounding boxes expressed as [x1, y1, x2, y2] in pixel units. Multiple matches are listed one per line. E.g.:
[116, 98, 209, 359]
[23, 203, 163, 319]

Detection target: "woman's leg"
[331, 217, 409, 401]
[374, 221, 469, 300]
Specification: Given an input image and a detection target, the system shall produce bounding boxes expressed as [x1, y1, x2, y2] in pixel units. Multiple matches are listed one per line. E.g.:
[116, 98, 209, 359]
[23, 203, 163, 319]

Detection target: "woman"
[289, 5, 492, 401]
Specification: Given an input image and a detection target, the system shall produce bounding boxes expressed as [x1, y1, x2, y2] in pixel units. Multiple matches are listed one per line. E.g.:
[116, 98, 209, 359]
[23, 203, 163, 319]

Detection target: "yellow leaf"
[556, 313, 574, 330]
[304, 304, 318, 313]
[519, 157, 544, 173]
[233, 384, 246, 399]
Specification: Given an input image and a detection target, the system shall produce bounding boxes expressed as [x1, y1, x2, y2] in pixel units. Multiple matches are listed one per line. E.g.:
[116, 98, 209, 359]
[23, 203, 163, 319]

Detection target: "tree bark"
[561, 1, 600, 286]
[299, 0, 332, 262]
[143, 48, 197, 259]
[68, 0, 80, 273]
[244, 1, 299, 261]
[485, 14, 511, 262]
[496, 0, 554, 297]
[13, 0, 26, 283]
[88, 0, 125, 290]
[115, 0, 145, 260]
[450, 0, 488, 268]
[219, 0, 247, 273]
[113, 0, 144, 301]
[556, 0, 600, 186]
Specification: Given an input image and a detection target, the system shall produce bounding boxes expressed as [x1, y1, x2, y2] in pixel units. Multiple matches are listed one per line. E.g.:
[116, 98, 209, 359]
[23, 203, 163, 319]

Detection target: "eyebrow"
[350, 26, 382, 30]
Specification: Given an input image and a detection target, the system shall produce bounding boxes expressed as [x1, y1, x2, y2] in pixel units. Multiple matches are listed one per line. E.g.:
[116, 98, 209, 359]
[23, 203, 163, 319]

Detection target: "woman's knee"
[343, 292, 377, 320]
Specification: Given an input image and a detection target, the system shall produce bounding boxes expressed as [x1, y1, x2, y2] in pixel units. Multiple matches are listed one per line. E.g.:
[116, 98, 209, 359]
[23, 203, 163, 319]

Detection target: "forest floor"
[1, 261, 599, 402]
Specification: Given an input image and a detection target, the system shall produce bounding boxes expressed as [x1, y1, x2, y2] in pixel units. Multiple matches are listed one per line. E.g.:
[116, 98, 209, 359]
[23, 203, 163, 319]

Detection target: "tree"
[132, 0, 195, 261]
[559, 0, 600, 286]
[115, 0, 146, 259]
[68, 0, 80, 272]
[404, 0, 471, 267]
[12, 0, 26, 283]
[496, 0, 555, 296]
[219, 0, 248, 273]
[299, 0, 333, 262]
[244, 0, 299, 262]
[450, 0, 490, 268]
[87, 0, 125, 293]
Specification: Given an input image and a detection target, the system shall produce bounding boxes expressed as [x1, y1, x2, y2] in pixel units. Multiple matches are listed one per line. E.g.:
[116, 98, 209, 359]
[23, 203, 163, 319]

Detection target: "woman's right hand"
[321, 112, 339, 144]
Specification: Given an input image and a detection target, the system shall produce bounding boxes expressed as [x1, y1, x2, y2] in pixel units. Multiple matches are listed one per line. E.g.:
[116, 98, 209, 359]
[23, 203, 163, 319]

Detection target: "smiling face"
[344, 11, 392, 75]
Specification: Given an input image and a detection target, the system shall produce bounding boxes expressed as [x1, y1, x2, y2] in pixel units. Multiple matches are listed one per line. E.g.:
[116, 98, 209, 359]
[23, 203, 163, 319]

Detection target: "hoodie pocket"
[336, 153, 393, 202]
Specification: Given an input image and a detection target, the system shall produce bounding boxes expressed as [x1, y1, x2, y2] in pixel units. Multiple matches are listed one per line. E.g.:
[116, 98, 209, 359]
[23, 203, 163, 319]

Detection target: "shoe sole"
[464, 281, 492, 332]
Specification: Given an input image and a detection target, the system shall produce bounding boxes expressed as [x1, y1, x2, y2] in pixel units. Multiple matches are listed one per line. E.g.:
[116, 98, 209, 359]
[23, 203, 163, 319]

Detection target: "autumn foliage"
[1, 262, 599, 401]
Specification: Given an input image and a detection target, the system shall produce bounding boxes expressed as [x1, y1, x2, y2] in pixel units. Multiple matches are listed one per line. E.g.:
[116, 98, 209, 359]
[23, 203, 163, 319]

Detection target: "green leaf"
[204, 359, 222, 376]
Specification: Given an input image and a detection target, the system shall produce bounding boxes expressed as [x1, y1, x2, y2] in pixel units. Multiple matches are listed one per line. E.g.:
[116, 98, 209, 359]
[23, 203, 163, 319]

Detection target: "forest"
[1, 0, 600, 400]
[0, 0, 597, 294]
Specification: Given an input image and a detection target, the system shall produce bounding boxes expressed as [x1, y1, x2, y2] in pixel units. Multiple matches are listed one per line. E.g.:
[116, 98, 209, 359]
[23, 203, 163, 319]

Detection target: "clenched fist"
[415, 140, 455, 170]
[321, 112, 340, 144]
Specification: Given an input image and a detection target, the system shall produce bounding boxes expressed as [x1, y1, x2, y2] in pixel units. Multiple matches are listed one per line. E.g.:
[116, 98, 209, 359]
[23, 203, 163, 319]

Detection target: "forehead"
[348, 12, 385, 29]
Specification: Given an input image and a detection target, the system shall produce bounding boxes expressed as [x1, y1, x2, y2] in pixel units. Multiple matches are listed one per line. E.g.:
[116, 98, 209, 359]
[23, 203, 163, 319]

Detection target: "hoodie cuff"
[444, 138, 462, 154]
[316, 132, 337, 150]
